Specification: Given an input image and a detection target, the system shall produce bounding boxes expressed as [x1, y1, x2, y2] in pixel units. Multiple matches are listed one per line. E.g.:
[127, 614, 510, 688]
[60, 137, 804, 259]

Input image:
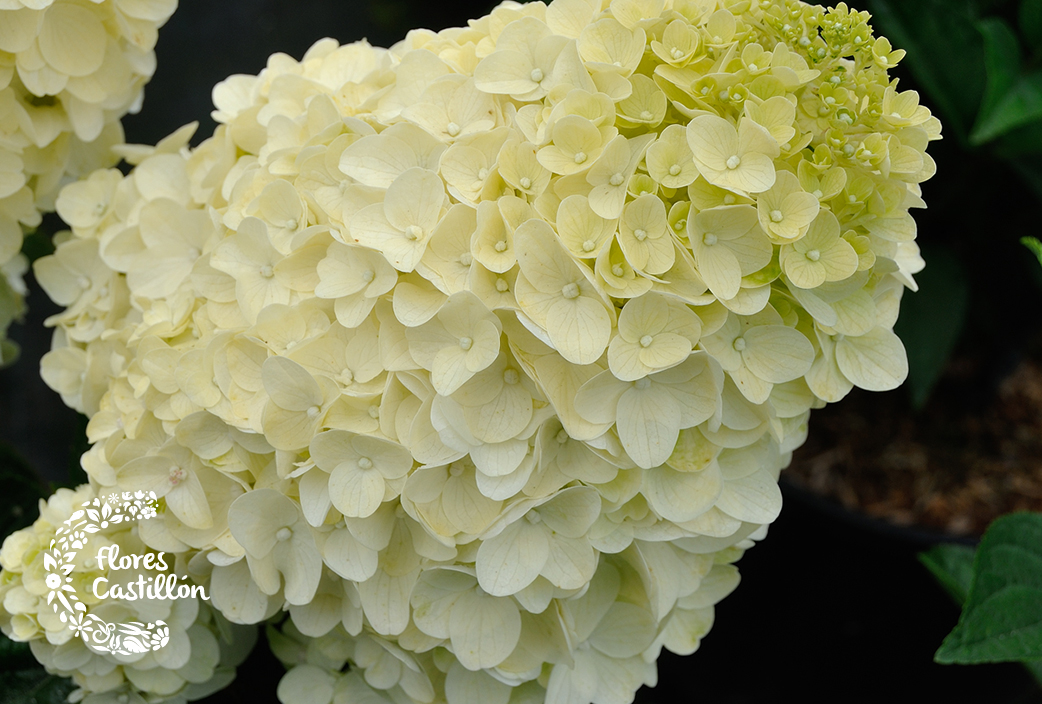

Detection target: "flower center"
[574, 151, 587, 164]
[726, 155, 741, 170]
[669, 164, 681, 176]
[733, 337, 747, 351]
[703, 233, 718, 246]
[368, 404, 380, 419]
[405, 225, 423, 241]
[609, 173, 624, 186]
[530, 68, 544, 83]
[639, 335, 653, 348]
[168, 466, 186, 486]
[495, 278, 510, 292]
[459, 336, 473, 351]
[477, 168, 489, 180]
[806, 249, 821, 262]
[260, 265, 274, 278]
[446, 121, 461, 137]
[556, 429, 569, 444]
[494, 240, 507, 252]
[460, 253, 473, 266]
[519, 176, 532, 189]
[671, 47, 684, 59]
[634, 229, 648, 242]
[357, 457, 374, 470]
[449, 462, 464, 477]
[77, 276, 91, 289]
[525, 511, 542, 524]
[770, 210, 784, 223]
[362, 269, 375, 282]
[611, 264, 625, 277]
[562, 282, 580, 299]
[306, 405, 321, 418]
[276, 527, 292, 542]
[640, 110, 653, 121]
[503, 369, 520, 385]
[582, 239, 596, 252]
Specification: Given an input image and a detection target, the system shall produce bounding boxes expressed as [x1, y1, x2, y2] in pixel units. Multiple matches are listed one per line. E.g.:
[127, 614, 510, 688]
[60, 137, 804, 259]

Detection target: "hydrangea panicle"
[26, 1, 936, 702]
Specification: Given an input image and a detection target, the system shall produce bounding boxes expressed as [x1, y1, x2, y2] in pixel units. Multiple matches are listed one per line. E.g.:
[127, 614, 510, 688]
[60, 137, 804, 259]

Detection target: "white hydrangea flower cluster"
[0, 484, 257, 704]
[0, 0, 177, 362]
[267, 547, 740, 704]
[29, 0, 937, 702]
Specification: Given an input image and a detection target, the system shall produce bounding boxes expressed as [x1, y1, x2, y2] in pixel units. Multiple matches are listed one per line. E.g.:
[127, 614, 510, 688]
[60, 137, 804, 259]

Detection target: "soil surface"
[786, 349, 1042, 537]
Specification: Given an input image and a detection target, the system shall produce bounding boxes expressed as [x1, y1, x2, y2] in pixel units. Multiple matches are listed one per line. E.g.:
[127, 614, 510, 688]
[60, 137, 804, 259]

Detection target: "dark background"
[1, 1, 1039, 701]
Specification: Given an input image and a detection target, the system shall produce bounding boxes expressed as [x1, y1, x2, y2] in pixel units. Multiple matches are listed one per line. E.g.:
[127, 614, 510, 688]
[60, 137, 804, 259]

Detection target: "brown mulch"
[785, 353, 1042, 537]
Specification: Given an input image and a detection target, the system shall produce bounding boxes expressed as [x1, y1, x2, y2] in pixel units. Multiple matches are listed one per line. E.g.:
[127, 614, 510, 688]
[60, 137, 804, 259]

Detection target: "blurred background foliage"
[868, 0, 1042, 409]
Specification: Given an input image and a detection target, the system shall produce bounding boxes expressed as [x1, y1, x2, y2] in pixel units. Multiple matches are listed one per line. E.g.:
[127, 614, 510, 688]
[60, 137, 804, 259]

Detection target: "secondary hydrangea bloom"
[32, 1, 936, 702]
[0, 485, 257, 703]
[0, 0, 177, 362]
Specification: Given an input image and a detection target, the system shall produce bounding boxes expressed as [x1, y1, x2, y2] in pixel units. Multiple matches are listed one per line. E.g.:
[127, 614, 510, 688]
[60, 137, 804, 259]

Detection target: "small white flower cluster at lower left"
[0, 484, 257, 704]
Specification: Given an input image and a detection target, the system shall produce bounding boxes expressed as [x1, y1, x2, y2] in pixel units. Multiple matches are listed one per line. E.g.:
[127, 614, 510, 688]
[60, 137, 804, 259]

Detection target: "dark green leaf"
[1021, 0, 1042, 55]
[968, 18, 1042, 144]
[974, 18, 1022, 128]
[935, 513, 1042, 664]
[0, 442, 46, 538]
[1022, 236, 1042, 267]
[994, 119, 1042, 160]
[1005, 153, 1042, 205]
[921, 543, 977, 604]
[19, 231, 54, 265]
[1027, 658, 1042, 685]
[893, 244, 969, 409]
[0, 669, 75, 704]
[971, 71, 1042, 144]
[867, 0, 987, 144]
[0, 632, 33, 669]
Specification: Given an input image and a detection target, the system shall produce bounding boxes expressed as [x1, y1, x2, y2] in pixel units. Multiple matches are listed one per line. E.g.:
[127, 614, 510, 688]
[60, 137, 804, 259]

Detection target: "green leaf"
[974, 18, 1022, 127]
[935, 513, 1042, 664]
[0, 632, 33, 670]
[0, 669, 75, 704]
[1026, 657, 1042, 686]
[994, 119, 1042, 159]
[1021, 0, 1042, 56]
[893, 244, 969, 409]
[920, 543, 977, 604]
[0, 443, 46, 539]
[968, 18, 1042, 144]
[971, 71, 1042, 144]
[1022, 236, 1042, 267]
[867, 0, 987, 144]
[18, 231, 54, 265]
